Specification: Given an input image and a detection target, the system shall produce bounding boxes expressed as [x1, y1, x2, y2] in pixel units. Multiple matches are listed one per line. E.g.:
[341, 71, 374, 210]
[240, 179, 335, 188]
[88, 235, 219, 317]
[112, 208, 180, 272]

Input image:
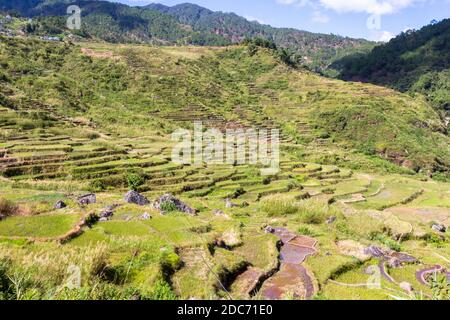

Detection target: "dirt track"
[416, 265, 445, 286]
[260, 227, 318, 300]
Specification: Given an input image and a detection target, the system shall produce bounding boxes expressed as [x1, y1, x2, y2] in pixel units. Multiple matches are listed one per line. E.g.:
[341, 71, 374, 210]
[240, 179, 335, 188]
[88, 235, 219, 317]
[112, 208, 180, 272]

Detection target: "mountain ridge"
[331, 18, 450, 118]
[0, 0, 375, 71]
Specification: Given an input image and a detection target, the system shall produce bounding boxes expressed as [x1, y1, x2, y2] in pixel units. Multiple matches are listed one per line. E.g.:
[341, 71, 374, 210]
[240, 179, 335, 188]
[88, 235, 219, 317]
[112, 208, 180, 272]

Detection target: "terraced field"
[0, 38, 449, 300]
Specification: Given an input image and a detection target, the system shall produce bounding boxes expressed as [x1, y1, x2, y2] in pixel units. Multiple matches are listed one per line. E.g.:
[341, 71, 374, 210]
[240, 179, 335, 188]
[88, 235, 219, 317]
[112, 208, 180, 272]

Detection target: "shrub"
[161, 252, 181, 272]
[371, 233, 402, 252]
[260, 194, 299, 217]
[125, 173, 145, 191]
[189, 224, 212, 234]
[149, 279, 177, 300]
[261, 195, 336, 223]
[89, 179, 106, 192]
[424, 233, 445, 247]
[0, 198, 19, 219]
[231, 187, 246, 199]
[296, 198, 335, 224]
[160, 201, 178, 213]
[297, 225, 316, 236]
[19, 121, 36, 130]
[0, 259, 12, 299]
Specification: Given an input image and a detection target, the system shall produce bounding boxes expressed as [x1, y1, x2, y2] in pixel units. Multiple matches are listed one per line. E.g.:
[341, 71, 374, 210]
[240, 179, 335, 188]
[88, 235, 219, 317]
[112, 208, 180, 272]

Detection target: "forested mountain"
[332, 19, 450, 116]
[146, 2, 375, 72]
[0, 0, 374, 71]
[0, 0, 231, 45]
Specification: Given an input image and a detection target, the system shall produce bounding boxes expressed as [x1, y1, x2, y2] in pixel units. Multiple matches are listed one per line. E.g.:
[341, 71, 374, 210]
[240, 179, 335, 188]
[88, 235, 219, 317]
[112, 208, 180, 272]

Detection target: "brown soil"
[81, 48, 121, 60]
[386, 207, 450, 227]
[259, 227, 318, 300]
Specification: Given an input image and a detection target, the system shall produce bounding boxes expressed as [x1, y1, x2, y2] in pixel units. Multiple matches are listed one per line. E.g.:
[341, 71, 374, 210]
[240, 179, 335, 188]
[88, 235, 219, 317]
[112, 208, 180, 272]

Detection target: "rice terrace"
[0, 0, 449, 302]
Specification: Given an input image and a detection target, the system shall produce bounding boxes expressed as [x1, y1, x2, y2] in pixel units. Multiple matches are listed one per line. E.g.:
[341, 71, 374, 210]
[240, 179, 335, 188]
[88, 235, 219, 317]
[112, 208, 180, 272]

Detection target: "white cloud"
[276, 0, 301, 4]
[370, 30, 395, 41]
[276, 0, 314, 8]
[319, 0, 415, 15]
[276, 0, 427, 15]
[312, 11, 330, 23]
[244, 15, 266, 24]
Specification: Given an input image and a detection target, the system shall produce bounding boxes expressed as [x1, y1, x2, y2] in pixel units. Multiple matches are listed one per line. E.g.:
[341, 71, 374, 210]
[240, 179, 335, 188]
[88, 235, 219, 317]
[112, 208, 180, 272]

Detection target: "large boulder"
[216, 229, 242, 248]
[326, 216, 337, 224]
[225, 198, 238, 208]
[54, 200, 67, 209]
[78, 194, 96, 206]
[141, 212, 152, 220]
[432, 223, 447, 233]
[337, 240, 371, 261]
[99, 205, 117, 220]
[387, 257, 401, 268]
[399, 282, 414, 293]
[364, 245, 387, 258]
[152, 194, 197, 216]
[124, 190, 150, 206]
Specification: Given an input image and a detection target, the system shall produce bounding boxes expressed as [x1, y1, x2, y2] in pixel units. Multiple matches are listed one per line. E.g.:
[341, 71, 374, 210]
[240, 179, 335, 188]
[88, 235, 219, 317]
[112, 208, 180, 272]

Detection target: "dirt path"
[259, 227, 318, 300]
[416, 265, 445, 286]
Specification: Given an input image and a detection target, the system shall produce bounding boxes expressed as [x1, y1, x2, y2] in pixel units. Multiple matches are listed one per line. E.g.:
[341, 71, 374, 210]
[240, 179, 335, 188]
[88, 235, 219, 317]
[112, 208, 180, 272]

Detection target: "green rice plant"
[295, 198, 337, 224]
[260, 194, 299, 216]
[297, 225, 316, 236]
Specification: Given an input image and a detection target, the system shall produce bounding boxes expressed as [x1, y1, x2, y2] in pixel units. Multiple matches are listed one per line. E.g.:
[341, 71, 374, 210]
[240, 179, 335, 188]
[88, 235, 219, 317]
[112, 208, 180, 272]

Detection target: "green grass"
[0, 213, 81, 238]
[0, 37, 448, 301]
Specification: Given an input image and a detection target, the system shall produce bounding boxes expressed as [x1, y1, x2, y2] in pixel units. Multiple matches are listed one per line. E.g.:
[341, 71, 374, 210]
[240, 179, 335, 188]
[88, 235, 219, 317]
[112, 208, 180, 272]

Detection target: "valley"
[0, 36, 448, 300]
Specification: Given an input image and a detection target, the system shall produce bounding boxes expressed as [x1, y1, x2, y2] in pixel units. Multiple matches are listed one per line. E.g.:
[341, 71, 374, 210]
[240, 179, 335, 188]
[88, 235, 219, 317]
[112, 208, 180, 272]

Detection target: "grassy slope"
[0, 38, 449, 300]
[0, 37, 448, 176]
[0, 1, 374, 71]
[331, 19, 450, 117]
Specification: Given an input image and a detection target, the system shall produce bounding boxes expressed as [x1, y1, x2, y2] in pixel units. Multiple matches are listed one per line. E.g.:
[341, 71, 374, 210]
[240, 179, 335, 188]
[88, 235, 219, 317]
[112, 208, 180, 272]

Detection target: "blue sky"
[113, 0, 450, 41]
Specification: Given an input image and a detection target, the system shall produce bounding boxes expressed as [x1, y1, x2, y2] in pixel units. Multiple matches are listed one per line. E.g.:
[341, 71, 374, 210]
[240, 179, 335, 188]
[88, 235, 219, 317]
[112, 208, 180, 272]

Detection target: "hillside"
[332, 19, 450, 118]
[0, 37, 449, 300]
[0, 0, 374, 71]
[0, 36, 448, 177]
[145, 2, 375, 71]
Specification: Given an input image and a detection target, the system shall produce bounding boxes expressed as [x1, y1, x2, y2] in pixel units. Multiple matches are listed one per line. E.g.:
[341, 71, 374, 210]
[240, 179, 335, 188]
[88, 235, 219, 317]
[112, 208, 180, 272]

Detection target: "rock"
[212, 209, 230, 219]
[99, 217, 108, 222]
[401, 160, 415, 170]
[387, 257, 401, 268]
[264, 226, 275, 234]
[399, 282, 414, 293]
[213, 209, 226, 216]
[326, 216, 337, 224]
[364, 246, 387, 258]
[78, 193, 96, 206]
[54, 200, 67, 209]
[337, 240, 371, 261]
[390, 252, 418, 264]
[225, 198, 238, 208]
[100, 206, 114, 219]
[432, 223, 447, 233]
[141, 212, 152, 220]
[241, 201, 250, 208]
[217, 229, 242, 248]
[152, 194, 197, 216]
[124, 190, 150, 206]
